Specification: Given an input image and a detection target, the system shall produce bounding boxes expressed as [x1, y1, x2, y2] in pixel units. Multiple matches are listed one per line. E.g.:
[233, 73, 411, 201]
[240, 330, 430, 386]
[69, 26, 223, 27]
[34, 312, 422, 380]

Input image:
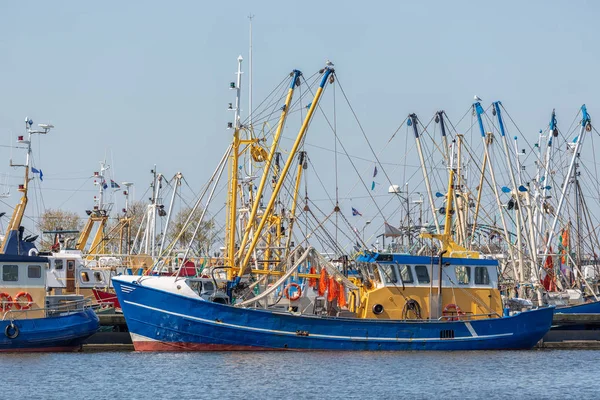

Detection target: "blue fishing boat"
[0, 120, 99, 351]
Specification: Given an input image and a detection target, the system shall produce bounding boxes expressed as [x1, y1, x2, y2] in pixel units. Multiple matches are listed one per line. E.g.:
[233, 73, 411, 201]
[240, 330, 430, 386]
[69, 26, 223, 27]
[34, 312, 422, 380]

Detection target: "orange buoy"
[318, 269, 328, 296]
[338, 283, 347, 308]
[442, 303, 465, 321]
[327, 277, 339, 302]
[0, 293, 12, 312]
[14, 292, 33, 310]
[284, 283, 302, 301]
[308, 266, 317, 288]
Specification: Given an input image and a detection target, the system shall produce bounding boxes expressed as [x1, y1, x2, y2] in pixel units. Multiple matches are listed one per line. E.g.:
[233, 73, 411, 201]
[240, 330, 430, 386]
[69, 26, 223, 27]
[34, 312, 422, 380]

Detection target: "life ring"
[284, 283, 302, 301]
[0, 293, 12, 312]
[14, 292, 33, 310]
[443, 303, 465, 321]
[5, 323, 19, 339]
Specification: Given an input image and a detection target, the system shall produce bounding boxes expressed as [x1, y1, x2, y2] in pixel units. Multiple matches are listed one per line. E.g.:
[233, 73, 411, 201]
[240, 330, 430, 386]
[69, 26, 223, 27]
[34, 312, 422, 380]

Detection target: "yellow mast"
[236, 71, 302, 268]
[1, 121, 52, 254]
[238, 66, 334, 276]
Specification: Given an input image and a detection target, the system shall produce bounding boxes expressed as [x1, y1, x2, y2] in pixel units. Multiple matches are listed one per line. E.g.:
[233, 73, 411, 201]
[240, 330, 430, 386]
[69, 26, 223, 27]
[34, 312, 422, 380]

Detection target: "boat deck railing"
[1, 298, 91, 321]
[438, 312, 502, 321]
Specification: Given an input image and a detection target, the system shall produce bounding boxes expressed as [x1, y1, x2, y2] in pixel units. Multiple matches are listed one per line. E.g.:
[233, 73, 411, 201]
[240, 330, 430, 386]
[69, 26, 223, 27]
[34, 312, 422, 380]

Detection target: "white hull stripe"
[464, 322, 478, 337]
[124, 300, 513, 342]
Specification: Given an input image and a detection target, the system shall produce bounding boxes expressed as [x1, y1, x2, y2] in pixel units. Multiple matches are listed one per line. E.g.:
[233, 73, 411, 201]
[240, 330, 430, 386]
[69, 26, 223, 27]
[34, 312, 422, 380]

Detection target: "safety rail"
[2, 297, 91, 321]
[437, 312, 502, 321]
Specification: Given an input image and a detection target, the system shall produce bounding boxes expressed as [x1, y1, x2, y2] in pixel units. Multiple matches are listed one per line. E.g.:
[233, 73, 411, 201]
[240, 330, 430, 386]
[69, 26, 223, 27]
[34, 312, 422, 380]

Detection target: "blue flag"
[352, 207, 362, 216]
[110, 180, 120, 189]
[31, 167, 43, 181]
[373, 165, 378, 178]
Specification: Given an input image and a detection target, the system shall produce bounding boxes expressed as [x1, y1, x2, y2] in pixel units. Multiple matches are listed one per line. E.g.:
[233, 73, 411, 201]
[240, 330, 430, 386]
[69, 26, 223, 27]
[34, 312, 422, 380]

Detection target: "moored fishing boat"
[0, 119, 99, 351]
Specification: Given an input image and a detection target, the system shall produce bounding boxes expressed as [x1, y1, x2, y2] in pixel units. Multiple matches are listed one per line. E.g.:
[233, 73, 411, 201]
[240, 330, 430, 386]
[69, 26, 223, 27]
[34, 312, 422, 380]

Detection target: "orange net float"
[308, 266, 317, 288]
[327, 277, 339, 302]
[14, 292, 33, 310]
[0, 293, 12, 312]
[442, 303, 465, 321]
[338, 283, 347, 308]
[318, 269, 328, 296]
[284, 283, 302, 301]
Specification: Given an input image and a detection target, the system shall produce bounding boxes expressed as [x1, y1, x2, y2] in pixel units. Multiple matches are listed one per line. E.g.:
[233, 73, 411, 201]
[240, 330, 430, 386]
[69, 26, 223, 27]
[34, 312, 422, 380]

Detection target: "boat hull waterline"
[113, 276, 554, 351]
[0, 308, 99, 352]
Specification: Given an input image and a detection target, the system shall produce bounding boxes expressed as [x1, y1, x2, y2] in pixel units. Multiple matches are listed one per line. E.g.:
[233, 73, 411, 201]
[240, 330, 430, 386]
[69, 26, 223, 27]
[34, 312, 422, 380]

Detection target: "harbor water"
[2, 349, 599, 399]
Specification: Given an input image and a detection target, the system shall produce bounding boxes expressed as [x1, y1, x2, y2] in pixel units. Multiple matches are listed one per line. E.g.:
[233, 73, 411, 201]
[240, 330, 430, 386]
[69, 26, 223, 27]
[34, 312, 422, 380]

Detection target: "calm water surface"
[1, 349, 598, 399]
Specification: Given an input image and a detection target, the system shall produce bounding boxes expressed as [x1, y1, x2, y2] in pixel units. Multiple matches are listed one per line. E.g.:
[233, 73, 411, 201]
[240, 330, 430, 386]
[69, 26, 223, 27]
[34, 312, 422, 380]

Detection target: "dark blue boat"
[113, 275, 554, 351]
[0, 307, 99, 352]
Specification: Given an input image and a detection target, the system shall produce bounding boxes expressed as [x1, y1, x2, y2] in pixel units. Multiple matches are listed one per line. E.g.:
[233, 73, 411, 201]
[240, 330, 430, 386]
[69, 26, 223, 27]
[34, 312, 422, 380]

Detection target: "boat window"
[398, 265, 413, 283]
[28, 265, 42, 279]
[415, 265, 430, 284]
[80, 272, 90, 283]
[455, 266, 471, 285]
[55, 259, 63, 270]
[203, 281, 214, 292]
[475, 267, 490, 285]
[2, 265, 18, 281]
[94, 272, 103, 282]
[376, 254, 393, 262]
[378, 264, 397, 284]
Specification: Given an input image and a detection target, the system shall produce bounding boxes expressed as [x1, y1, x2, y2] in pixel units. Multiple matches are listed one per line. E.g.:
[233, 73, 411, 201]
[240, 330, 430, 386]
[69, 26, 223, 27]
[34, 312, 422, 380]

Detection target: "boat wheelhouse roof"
[356, 251, 498, 266]
[0, 254, 49, 264]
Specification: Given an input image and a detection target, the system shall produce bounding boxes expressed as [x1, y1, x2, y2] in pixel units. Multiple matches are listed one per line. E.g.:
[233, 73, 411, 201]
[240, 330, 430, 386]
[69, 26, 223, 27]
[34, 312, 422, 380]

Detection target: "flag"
[384, 222, 402, 238]
[371, 181, 376, 191]
[102, 179, 108, 190]
[110, 180, 120, 189]
[373, 165, 378, 178]
[31, 167, 43, 181]
[351, 207, 362, 216]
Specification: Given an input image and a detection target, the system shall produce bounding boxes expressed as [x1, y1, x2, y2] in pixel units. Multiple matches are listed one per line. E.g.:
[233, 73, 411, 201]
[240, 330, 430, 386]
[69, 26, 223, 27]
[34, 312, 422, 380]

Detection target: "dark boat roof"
[0, 254, 49, 263]
[356, 251, 498, 266]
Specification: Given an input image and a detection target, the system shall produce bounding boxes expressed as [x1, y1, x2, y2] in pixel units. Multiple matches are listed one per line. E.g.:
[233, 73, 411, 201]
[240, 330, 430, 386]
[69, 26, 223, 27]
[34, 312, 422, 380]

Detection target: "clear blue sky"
[0, 0, 598, 244]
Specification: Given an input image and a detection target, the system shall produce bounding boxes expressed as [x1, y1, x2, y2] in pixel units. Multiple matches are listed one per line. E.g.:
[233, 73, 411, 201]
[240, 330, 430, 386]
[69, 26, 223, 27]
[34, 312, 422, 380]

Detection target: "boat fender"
[5, 323, 19, 339]
[0, 293, 12, 312]
[28, 248, 39, 257]
[372, 304, 384, 315]
[284, 283, 302, 301]
[14, 292, 33, 310]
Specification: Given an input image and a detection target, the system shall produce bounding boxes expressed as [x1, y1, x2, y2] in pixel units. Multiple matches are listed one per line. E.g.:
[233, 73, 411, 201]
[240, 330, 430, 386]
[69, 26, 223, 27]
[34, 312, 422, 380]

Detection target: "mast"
[473, 102, 516, 274]
[238, 65, 334, 276]
[1, 119, 53, 254]
[411, 113, 441, 233]
[158, 172, 182, 257]
[544, 105, 590, 259]
[225, 56, 244, 271]
[236, 70, 302, 266]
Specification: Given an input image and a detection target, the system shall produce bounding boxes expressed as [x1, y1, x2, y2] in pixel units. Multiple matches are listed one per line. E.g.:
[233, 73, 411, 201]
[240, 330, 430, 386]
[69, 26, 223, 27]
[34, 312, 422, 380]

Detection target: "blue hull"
[555, 301, 600, 314]
[113, 277, 554, 351]
[0, 308, 99, 352]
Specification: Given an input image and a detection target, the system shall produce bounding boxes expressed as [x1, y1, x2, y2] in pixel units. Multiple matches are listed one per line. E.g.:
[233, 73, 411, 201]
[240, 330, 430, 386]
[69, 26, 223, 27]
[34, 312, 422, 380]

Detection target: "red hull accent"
[0, 346, 80, 352]
[133, 340, 281, 352]
[92, 289, 121, 309]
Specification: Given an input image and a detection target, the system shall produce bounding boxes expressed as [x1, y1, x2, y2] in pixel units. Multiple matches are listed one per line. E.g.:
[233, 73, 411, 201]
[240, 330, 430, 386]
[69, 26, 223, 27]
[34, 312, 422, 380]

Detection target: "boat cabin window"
[28, 265, 42, 279]
[55, 259, 63, 270]
[94, 272, 103, 283]
[203, 281, 214, 292]
[397, 265, 413, 284]
[455, 266, 470, 285]
[81, 272, 90, 283]
[475, 267, 490, 285]
[376, 254, 393, 262]
[415, 265, 430, 284]
[378, 264, 397, 284]
[2, 265, 18, 281]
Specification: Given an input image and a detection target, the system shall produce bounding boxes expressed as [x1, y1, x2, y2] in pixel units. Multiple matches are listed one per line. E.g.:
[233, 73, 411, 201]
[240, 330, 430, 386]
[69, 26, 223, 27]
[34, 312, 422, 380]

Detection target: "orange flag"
[318, 269, 328, 296]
